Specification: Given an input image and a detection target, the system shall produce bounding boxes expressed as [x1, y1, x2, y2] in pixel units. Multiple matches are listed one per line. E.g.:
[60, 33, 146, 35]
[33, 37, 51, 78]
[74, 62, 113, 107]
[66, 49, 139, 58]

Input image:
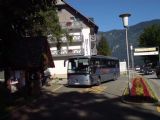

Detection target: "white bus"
[65, 55, 120, 86]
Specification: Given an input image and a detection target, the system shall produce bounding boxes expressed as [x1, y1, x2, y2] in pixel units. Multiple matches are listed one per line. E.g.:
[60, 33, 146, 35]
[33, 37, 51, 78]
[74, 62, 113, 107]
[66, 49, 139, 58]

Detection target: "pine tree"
[97, 35, 111, 56]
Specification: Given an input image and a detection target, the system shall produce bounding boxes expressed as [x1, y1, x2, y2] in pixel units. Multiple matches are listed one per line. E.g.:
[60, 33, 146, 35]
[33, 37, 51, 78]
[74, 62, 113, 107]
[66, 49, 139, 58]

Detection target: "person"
[7, 70, 19, 94]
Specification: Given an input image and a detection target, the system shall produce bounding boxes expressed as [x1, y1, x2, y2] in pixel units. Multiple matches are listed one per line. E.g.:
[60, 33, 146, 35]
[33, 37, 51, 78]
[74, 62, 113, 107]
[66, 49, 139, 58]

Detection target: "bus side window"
[68, 62, 71, 69]
[96, 61, 100, 67]
[72, 62, 76, 70]
[90, 59, 96, 73]
[101, 58, 106, 68]
[78, 63, 83, 69]
[107, 61, 111, 68]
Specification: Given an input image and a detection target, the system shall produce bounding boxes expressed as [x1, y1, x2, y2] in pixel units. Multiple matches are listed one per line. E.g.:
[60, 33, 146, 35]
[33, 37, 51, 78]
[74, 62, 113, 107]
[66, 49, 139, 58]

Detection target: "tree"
[0, 0, 73, 54]
[138, 24, 160, 65]
[0, 0, 63, 39]
[97, 35, 111, 56]
[0, 0, 66, 95]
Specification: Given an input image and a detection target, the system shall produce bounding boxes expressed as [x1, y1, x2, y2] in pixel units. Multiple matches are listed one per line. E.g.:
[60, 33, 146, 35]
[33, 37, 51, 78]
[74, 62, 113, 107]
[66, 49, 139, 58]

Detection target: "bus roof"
[68, 55, 119, 61]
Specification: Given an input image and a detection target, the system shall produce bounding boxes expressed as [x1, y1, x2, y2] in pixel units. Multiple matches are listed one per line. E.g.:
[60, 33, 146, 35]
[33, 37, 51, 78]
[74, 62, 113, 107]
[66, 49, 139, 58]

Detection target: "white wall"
[53, 60, 67, 77]
[120, 61, 127, 73]
[68, 46, 81, 49]
[69, 32, 81, 35]
[50, 47, 57, 50]
[82, 28, 91, 56]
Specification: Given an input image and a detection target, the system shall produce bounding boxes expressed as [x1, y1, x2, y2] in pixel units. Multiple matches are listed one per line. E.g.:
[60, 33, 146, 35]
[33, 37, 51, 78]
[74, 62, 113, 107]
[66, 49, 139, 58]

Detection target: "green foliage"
[138, 24, 160, 65]
[97, 35, 111, 56]
[37, 8, 62, 37]
[139, 24, 160, 47]
[0, 0, 63, 39]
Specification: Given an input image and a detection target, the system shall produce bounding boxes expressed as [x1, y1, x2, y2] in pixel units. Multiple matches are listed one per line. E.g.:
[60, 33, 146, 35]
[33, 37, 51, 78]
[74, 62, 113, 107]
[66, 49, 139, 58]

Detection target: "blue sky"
[66, 0, 160, 32]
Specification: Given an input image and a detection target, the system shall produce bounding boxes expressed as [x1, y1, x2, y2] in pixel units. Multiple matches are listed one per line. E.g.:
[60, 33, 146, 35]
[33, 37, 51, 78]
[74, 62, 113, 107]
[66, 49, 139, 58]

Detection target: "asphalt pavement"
[3, 74, 160, 120]
[143, 73, 160, 104]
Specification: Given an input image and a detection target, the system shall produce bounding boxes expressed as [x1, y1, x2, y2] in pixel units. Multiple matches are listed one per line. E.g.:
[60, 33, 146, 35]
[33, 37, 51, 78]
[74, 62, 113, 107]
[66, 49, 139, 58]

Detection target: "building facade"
[50, 0, 98, 78]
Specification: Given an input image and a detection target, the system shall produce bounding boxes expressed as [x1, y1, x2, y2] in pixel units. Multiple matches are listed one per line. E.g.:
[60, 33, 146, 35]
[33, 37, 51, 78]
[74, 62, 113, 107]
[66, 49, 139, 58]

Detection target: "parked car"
[135, 65, 140, 71]
[143, 66, 154, 75]
[139, 65, 145, 73]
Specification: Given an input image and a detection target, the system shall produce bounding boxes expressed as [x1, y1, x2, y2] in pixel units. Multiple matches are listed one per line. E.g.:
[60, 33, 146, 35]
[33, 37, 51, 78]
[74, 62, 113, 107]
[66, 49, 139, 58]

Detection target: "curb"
[121, 86, 158, 106]
[143, 78, 160, 104]
[139, 75, 160, 106]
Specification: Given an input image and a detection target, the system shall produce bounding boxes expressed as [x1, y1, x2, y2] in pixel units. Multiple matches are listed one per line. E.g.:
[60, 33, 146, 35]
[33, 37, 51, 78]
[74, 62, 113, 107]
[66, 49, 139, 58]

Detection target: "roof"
[3, 36, 54, 70]
[57, 0, 99, 33]
[68, 55, 119, 60]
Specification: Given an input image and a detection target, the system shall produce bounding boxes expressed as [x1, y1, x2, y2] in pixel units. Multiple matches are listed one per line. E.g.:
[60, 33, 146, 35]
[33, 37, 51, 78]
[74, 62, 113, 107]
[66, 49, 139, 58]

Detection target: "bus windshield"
[68, 58, 89, 73]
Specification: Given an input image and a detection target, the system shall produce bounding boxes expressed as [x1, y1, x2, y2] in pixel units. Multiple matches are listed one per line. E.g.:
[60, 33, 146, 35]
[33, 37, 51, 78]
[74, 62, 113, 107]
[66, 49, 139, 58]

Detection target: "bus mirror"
[64, 60, 66, 67]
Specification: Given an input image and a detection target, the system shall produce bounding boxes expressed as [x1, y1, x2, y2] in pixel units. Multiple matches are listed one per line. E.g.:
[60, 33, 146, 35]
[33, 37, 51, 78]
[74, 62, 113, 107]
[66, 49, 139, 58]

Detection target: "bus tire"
[113, 74, 117, 80]
[157, 74, 160, 78]
[96, 77, 101, 86]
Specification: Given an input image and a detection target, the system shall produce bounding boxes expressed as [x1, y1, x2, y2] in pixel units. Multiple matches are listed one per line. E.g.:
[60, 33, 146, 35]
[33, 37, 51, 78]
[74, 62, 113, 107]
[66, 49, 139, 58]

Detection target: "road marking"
[82, 86, 107, 94]
[157, 106, 160, 112]
[52, 85, 63, 92]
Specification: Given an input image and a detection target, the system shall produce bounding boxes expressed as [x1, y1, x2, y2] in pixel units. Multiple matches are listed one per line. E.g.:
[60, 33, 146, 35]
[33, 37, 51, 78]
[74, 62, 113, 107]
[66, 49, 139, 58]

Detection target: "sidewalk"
[144, 74, 160, 104]
[48, 78, 67, 85]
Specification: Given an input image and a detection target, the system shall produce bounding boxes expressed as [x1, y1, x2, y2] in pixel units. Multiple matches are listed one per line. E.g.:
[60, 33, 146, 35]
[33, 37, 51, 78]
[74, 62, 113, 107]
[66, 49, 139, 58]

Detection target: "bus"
[65, 55, 120, 86]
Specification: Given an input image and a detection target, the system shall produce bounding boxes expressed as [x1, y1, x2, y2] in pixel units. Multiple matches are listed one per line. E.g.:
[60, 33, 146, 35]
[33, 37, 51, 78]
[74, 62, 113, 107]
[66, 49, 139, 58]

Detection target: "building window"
[70, 17, 75, 21]
[70, 17, 80, 21]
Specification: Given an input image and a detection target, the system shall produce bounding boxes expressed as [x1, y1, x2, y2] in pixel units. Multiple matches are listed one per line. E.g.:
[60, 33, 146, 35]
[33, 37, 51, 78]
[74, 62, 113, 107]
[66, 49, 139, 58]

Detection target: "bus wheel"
[113, 74, 117, 80]
[157, 74, 160, 78]
[96, 78, 101, 86]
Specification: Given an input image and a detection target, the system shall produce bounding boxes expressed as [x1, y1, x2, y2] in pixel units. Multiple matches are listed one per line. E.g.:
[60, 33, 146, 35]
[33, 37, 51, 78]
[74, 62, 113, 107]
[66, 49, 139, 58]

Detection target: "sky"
[66, 0, 160, 32]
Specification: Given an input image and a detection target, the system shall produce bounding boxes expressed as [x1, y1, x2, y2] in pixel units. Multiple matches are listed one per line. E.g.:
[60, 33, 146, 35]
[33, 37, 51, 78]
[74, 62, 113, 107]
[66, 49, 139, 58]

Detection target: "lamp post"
[119, 13, 131, 94]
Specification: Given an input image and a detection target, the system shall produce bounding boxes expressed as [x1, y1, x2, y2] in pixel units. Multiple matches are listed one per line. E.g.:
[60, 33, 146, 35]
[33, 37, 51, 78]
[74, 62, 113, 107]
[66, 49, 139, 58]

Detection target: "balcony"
[51, 49, 84, 57]
[90, 34, 96, 41]
[61, 35, 83, 43]
[51, 48, 97, 57]
[48, 35, 83, 45]
[60, 21, 82, 30]
[91, 48, 97, 55]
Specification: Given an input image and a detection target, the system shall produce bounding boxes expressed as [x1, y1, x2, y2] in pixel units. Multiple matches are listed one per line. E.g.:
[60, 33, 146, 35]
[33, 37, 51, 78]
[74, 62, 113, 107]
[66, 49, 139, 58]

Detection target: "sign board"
[134, 47, 159, 56]
[134, 51, 159, 56]
[135, 47, 156, 52]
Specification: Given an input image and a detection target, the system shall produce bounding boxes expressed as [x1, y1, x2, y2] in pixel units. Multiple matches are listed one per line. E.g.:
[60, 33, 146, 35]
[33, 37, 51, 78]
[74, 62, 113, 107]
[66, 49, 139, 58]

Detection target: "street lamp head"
[119, 13, 131, 28]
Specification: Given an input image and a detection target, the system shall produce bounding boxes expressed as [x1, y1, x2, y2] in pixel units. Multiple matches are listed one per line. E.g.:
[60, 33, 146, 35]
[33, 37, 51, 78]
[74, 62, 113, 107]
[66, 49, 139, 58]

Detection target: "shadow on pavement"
[0, 81, 39, 119]
[2, 88, 160, 120]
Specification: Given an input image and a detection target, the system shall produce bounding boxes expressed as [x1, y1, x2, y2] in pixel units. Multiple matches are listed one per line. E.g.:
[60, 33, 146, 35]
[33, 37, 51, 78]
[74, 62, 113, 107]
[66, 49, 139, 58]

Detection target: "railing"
[91, 48, 97, 55]
[51, 48, 97, 57]
[61, 35, 83, 42]
[48, 35, 83, 44]
[60, 21, 83, 29]
[90, 34, 96, 41]
[51, 49, 84, 56]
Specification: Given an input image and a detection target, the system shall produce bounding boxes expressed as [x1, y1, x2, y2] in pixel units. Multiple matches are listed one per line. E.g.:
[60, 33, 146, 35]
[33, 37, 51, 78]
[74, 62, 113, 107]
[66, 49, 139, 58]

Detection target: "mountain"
[98, 19, 160, 65]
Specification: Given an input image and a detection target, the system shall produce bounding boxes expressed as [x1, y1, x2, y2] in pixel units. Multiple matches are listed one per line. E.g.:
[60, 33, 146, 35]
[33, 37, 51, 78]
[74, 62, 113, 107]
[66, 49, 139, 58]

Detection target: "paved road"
[142, 73, 160, 102]
[2, 75, 160, 120]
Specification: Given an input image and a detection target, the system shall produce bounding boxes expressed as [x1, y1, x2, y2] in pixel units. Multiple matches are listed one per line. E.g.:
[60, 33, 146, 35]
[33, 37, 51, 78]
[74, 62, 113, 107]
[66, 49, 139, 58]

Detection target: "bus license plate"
[75, 79, 79, 85]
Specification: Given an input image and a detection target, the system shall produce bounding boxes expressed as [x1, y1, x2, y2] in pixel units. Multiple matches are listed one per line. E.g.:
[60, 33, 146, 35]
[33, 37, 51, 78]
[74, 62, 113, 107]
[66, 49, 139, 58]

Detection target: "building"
[2, 37, 54, 94]
[50, 0, 99, 78]
[49, 0, 98, 78]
